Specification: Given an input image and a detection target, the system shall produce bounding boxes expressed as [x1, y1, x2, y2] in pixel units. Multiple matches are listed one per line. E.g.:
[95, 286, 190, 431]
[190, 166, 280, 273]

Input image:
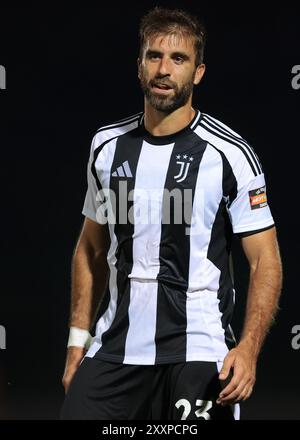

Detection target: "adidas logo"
[111, 160, 133, 177]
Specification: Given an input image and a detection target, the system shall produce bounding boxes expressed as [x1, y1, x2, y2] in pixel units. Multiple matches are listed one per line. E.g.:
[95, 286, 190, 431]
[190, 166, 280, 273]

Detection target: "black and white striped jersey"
[82, 109, 275, 365]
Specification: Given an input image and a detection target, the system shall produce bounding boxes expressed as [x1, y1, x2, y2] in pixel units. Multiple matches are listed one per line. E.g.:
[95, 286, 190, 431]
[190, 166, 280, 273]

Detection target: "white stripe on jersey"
[123, 279, 158, 364]
[186, 145, 227, 361]
[129, 140, 174, 280]
[187, 145, 223, 291]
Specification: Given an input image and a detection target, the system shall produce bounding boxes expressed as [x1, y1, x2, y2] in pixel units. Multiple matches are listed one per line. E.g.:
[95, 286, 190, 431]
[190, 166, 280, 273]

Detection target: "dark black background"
[0, 2, 299, 420]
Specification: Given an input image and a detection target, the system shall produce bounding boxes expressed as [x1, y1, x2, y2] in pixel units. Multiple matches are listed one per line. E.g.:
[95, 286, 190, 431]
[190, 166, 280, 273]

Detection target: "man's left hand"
[216, 344, 257, 406]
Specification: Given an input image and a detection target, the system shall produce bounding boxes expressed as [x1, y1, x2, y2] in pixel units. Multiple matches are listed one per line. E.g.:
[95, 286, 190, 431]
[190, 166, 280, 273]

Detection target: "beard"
[139, 66, 196, 113]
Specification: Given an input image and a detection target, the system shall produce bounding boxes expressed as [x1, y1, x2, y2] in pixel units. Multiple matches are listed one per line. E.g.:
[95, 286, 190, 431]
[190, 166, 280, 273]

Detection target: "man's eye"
[174, 57, 184, 63]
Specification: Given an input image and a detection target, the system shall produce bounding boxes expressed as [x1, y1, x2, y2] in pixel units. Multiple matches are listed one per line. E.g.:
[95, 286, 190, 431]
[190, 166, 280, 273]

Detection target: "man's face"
[138, 33, 204, 113]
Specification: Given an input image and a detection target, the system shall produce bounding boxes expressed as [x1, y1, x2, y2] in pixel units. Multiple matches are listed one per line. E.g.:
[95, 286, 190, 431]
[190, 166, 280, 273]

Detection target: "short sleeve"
[228, 170, 275, 235]
[81, 135, 107, 224]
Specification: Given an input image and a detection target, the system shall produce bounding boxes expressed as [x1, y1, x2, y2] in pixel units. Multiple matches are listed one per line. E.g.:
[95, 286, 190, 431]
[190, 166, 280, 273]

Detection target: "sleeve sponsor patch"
[248, 186, 268, 210]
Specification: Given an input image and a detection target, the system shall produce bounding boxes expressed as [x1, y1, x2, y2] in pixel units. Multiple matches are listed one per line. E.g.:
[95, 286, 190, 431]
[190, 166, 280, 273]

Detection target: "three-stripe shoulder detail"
[96, 112, 143, 134]
[91, 115, 141, 190]
[197, 113, 262, 176]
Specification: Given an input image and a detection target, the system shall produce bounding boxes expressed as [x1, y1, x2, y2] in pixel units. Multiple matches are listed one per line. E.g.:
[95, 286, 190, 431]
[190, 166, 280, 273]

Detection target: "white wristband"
[67, 326, 92, 349]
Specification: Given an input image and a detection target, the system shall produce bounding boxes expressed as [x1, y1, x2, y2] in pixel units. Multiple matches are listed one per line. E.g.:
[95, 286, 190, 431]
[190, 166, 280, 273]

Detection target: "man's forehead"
[145, 33, 195, 53]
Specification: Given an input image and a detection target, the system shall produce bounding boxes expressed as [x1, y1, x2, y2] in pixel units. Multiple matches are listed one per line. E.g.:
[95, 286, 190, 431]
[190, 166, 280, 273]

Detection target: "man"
[61, 7, 282, 420]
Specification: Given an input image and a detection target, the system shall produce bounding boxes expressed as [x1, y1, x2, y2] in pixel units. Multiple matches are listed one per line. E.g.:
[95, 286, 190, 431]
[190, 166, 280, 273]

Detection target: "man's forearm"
[69, 241, 109, 331]
[238, 254, 283, 358]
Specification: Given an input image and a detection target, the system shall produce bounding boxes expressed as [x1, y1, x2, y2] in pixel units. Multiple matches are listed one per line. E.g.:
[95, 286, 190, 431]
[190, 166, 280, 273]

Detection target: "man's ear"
[193, 64, 206, 85]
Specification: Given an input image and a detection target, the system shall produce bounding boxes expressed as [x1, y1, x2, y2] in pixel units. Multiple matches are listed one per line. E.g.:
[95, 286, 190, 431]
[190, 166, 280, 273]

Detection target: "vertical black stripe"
[218, 149, 238, 206]
[207, 199, 236, 349]
[155, 133, 207, 363]
[96, 127, 143, 361]
[206, 151, 238, 349]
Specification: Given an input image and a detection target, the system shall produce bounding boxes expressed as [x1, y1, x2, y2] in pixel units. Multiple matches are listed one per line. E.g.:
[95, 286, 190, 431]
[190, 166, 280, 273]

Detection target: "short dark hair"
[139, 6, 206, 66]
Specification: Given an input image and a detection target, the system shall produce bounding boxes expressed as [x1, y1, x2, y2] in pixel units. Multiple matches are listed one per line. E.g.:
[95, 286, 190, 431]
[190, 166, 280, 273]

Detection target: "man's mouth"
[151, 82, 173, 94]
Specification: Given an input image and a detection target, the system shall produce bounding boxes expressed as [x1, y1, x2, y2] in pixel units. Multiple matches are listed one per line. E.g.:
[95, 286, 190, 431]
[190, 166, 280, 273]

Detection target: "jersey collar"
[139, 109, 201, 145]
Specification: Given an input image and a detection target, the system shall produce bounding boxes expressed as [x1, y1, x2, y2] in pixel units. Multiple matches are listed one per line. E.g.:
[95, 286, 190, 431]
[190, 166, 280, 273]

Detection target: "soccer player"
[61, 7, 282, 420]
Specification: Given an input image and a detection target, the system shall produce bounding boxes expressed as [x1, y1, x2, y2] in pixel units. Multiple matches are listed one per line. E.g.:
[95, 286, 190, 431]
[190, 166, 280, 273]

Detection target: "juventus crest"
[174, 154, 194, 183]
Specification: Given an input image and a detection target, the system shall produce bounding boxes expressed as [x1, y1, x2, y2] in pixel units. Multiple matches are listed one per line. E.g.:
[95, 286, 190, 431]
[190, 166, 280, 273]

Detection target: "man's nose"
[157, 56, 171, 76]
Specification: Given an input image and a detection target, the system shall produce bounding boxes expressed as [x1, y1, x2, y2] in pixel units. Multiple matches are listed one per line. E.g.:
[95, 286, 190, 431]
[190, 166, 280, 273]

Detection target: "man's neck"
[143, 101, 195, 137]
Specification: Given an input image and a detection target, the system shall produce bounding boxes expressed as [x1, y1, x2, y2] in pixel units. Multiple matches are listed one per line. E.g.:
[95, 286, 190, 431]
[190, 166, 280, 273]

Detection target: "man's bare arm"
[62, 217, 110, 392]
[70, 217, 110, 330]
[217, 226, 283, 405]
[238, 226, 282, 356]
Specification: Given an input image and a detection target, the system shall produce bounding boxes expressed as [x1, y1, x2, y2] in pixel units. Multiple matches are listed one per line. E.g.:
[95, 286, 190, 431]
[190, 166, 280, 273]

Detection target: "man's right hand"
[62, 346, 86, 393]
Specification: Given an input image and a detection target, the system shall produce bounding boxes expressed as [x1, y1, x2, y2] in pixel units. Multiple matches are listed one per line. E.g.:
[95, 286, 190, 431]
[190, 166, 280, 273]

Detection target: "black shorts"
[60, 357, 239, 420]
